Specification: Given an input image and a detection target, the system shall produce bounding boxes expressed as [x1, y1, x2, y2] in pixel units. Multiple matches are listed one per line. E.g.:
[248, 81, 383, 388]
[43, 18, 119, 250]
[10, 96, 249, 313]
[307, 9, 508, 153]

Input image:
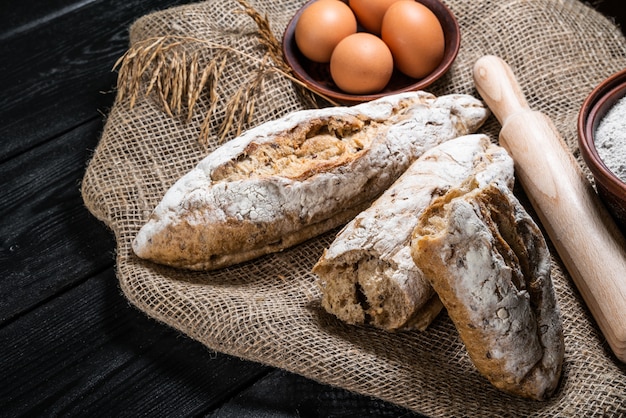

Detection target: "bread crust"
[313, 134, 514, 331]
[411, 180, 564, 400]
[132, 92, 489, 270]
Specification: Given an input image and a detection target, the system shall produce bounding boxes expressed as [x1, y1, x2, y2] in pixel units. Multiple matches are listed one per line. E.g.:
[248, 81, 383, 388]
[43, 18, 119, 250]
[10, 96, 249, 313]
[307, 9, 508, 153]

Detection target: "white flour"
[595, 96, 626, 183]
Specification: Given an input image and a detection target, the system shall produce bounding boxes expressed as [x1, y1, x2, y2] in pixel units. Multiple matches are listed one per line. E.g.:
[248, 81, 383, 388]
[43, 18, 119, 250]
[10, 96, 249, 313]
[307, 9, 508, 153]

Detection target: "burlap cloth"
[82, 0, 626, 416]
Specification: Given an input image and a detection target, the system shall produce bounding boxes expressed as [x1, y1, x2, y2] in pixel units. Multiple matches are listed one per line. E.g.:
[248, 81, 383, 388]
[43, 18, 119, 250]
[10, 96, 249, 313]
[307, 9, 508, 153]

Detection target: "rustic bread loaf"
[411, 180, 564, 400]
[313, 134, 514, 331]
[132, 91, 489, 270]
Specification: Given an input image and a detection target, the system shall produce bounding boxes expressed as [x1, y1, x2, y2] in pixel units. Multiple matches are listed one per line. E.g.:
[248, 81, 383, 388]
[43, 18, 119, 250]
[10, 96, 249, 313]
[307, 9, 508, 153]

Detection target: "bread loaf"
[132, 91, 489, 270]
[313, 134, 514, 331]
[411, 180, 564, 400]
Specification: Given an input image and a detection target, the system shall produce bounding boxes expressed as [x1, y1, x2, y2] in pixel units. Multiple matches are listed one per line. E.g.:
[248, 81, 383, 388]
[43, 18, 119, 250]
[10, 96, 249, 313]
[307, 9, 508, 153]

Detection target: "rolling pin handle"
[473, 55, 626, 363]
[473, 55, 530, 125]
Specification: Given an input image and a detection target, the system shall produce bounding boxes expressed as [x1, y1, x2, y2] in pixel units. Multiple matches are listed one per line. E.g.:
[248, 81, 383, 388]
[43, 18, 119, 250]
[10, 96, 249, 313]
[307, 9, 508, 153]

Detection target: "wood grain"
[0, 269, 272, 416]
[0, 0, 194, 161]
[0, 119, 114, 324]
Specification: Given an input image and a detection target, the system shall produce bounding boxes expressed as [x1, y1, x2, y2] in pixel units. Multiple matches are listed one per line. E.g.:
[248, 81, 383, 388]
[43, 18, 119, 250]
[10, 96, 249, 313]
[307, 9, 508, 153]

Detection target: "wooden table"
[2, 1, 624, 416]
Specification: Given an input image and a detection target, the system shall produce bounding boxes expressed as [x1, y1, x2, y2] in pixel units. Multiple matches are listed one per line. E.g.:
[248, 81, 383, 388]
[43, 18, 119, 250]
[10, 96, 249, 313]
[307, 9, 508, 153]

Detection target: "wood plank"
[0, 0, 97, 40]
[207, 368, 427, 417]
[0, 118, 115, 324]
[0, 267, 272, 416]
[0, 0, 196, 161]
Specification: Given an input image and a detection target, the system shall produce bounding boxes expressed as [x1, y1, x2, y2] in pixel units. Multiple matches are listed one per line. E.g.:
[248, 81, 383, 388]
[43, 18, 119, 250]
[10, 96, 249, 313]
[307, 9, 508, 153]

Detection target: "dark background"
[1, 1, 624, 416]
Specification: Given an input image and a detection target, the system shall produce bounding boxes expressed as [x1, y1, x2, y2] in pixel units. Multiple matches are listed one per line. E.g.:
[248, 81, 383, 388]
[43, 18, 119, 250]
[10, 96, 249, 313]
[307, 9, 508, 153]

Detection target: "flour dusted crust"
[132, 91, 489, 270]
[411, 181, 564, 400]
[313, 134, 514, 331]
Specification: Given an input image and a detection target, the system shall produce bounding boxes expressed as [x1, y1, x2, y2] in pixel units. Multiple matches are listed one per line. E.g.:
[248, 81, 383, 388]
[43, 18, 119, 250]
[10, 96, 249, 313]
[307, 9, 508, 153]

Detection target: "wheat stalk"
[113, 0, 335, 146]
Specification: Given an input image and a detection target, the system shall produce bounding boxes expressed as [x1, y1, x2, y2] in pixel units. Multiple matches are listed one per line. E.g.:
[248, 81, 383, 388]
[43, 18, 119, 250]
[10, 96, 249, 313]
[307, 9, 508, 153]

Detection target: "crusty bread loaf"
[132, 91, 489, 270]
[411, 180, 564, 400]
[313, 134, 514, 331]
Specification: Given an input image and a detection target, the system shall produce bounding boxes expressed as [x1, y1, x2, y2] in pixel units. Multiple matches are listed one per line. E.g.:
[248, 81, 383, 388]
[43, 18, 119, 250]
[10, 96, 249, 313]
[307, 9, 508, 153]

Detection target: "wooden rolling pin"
[473, 55, 626, 363]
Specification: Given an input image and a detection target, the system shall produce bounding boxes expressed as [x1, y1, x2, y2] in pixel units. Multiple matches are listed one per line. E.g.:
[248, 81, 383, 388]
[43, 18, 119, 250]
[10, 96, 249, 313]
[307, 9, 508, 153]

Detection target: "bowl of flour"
[579, 68, 626, 230]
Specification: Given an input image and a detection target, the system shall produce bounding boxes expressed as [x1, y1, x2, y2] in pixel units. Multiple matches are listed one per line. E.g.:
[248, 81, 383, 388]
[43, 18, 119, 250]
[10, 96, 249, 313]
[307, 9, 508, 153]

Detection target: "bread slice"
[411, 180, 564, 400]
[313, 134, 514, 331]
[132, 91, 489, 270]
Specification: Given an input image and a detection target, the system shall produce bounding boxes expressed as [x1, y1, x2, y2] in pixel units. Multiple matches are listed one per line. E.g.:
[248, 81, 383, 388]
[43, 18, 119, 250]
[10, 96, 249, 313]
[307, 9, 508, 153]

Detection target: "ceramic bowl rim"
[578, 68, 626, 198]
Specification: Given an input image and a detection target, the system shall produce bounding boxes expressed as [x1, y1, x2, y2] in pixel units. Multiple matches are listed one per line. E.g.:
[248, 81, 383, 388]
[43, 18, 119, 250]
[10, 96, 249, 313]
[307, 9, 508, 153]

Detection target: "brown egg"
[381, 1, 445, 79]
[348, 0, 402, 34]
[330, 32, 394, 94]
[295, 0, 357, 63]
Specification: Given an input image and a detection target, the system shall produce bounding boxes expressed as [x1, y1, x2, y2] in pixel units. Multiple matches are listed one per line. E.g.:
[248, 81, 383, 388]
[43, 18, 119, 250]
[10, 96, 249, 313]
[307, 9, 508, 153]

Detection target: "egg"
[381, 1, 445, 79]
[295, 0, 357, 63]
[348, 0, 402, 34]
[330, 32, 394, 94]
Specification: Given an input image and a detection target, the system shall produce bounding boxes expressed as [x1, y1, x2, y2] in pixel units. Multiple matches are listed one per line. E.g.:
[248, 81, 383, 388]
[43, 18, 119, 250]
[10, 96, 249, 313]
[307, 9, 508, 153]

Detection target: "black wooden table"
[2, 1, 625, 416]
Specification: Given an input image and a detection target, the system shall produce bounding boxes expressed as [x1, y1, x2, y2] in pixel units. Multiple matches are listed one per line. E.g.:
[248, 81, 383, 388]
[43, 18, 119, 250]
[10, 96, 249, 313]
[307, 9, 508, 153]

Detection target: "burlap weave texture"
[82, 0, 626, 416]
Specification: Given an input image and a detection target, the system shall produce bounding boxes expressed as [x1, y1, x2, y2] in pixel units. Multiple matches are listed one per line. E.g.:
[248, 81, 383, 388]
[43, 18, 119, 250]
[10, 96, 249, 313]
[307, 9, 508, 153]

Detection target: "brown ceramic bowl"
[282, 0, 460, 105]
[578, 68, 626, 229]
